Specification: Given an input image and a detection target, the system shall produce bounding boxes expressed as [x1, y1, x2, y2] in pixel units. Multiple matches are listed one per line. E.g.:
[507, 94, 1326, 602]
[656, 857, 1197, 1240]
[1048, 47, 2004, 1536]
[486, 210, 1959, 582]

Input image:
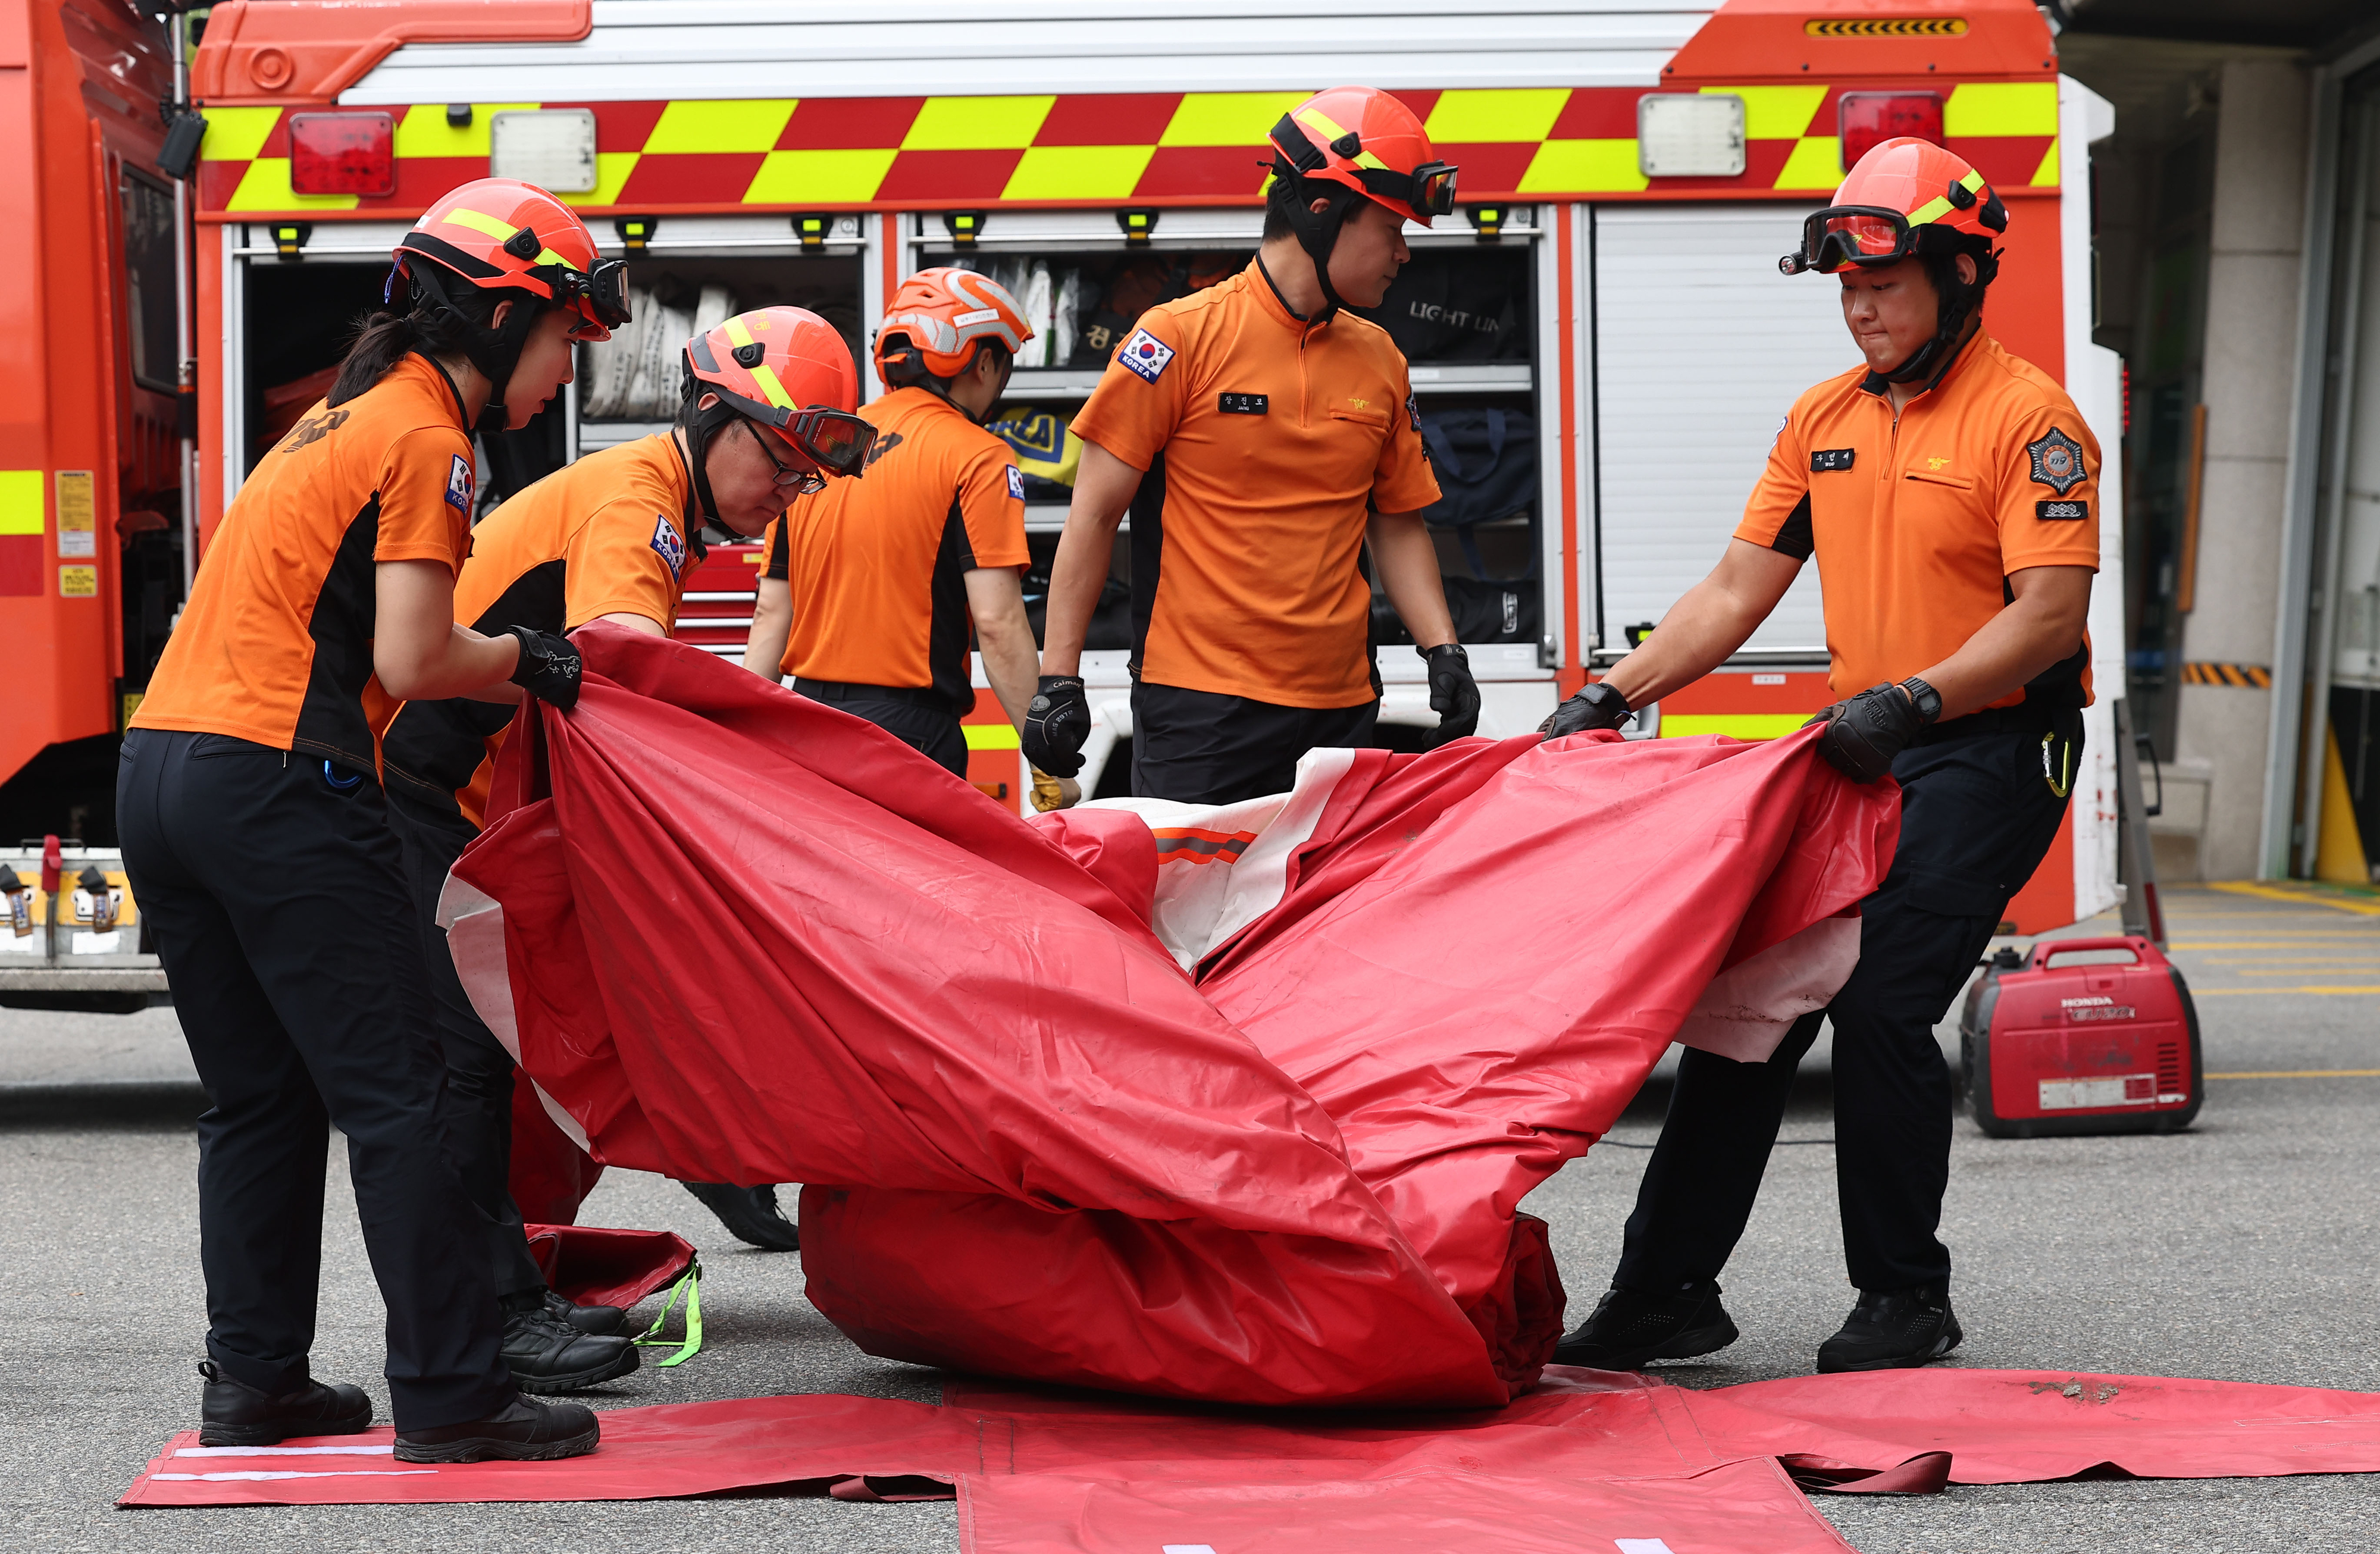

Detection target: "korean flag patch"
[650, 513, 686, 574]
[1006, 464, 1025, 502]
[1117, 327, 1175, 384]
[444, 453, 472, 513]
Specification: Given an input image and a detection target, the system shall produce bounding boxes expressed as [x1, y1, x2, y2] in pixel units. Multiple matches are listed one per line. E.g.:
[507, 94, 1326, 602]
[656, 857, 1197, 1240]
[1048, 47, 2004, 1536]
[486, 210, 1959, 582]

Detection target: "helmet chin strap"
[1875, 245, 2000, 386]
[675, 387, 745, 542]
[1269, 165, 1364, 322]
[410, 266, 544, 434]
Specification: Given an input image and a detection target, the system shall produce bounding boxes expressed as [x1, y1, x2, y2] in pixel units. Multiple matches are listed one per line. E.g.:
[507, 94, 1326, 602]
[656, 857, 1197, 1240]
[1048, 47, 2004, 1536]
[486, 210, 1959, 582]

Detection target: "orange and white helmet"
[875, 267, 1034, 385]
[1779, 137, 2008, 277]
[681, 306, 872, 520]
[395, 178, 628, 339]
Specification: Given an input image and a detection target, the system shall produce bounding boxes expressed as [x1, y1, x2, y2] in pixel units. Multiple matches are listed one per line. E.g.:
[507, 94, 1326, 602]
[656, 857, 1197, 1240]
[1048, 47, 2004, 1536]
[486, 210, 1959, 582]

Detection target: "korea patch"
[1408, 393, 1422, 431]
[1006, 464, 1025, 502]
[1116, 327, 1175, 383]
[1810, 448, 1856, 473]
[444, 453, 472, 512]
[649, 513, 686, 574]
[2036, 499, 2089, 521]
[2027, 428, 2088, 495]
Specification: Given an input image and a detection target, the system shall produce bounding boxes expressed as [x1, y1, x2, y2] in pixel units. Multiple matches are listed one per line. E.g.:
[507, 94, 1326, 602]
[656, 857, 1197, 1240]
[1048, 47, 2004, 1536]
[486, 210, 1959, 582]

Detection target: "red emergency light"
[287, 112, 395, 198]
[1838, 92, 1944, 170]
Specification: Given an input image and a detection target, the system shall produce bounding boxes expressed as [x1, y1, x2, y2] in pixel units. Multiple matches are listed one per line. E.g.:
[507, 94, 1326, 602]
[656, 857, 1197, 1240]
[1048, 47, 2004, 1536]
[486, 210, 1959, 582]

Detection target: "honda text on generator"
[7, 0, 2133, 1008]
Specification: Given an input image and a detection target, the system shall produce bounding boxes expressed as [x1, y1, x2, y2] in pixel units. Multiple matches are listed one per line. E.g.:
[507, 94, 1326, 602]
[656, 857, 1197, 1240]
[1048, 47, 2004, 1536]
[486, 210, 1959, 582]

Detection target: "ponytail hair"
[328, 274, 527, 407]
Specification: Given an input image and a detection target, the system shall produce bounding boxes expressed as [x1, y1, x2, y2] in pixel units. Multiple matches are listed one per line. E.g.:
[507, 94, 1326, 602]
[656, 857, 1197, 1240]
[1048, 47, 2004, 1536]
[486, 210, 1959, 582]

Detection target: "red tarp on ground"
[439, 627, 1897, 1408]
[122, 1369, 2380, 1539]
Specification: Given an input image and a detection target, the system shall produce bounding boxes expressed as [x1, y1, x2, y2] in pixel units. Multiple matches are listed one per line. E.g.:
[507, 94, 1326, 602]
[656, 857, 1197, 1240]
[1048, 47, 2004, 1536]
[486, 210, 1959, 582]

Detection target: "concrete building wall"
[2172, 58, 2309, 879]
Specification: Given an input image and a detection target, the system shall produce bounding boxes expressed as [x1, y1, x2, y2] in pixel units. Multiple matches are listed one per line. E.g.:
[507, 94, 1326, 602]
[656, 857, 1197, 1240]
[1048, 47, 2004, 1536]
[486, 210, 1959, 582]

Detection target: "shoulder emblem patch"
[2027, 428, 2088, 495]
[1116, 327, 1175, 383]
[1006, 464, 1025, 502]
[1407, 393, 1422, 431]
[650, 513, 686, 574]
[444, 453, 473, 512]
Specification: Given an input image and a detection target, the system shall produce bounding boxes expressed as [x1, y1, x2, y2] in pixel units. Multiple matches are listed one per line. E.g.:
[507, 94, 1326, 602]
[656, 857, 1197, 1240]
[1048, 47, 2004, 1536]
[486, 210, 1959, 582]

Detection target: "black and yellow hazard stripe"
[2179, 662, 2272, 688]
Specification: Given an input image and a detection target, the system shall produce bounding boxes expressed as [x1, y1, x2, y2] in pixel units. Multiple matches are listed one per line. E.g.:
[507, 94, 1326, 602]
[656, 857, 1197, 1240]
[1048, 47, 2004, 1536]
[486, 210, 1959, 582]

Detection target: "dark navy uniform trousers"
[116, 729, 511, 1431]
[1612, 708, 2084, 1295]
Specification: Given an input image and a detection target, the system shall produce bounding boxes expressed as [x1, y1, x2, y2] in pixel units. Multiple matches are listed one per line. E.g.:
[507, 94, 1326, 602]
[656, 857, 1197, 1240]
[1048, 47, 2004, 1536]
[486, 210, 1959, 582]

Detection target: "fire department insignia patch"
[650, 513, 685, 574]
[2026, 428, 2088, 496]
[445, 454, 472, 512]
[1117, 327, 1175, 383]
[1408, 393, 1421, 431]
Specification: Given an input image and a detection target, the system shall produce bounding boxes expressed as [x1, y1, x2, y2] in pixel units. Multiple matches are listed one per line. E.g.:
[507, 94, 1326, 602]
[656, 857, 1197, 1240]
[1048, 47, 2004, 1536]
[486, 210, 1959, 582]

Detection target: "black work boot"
[542, 1289, 627, 1336]
[394, 1394, 600, 1464]
[500, 1304, 639, 1394]
[680, 1180, 801, 1251]
[198, 1360, 374, 1446]
[1816, 1283, 1964, 1373]
[1551, 1283, 1739, 1371]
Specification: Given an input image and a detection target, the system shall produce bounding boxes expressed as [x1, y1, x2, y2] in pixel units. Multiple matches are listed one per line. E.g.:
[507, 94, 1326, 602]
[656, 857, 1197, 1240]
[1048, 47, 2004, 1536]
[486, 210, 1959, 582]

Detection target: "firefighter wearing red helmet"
[1543, 139, 2102, 1375]
[377, 304, 866, 1321]
[121, 178, 624, 1463]
[744, 268, 1043, 777]
[1026, 86, 1480, 804]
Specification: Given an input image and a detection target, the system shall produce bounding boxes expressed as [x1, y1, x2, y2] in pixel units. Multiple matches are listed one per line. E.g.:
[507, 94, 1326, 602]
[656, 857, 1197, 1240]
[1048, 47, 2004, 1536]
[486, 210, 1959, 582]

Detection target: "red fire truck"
[2, 0, 2128, 1005]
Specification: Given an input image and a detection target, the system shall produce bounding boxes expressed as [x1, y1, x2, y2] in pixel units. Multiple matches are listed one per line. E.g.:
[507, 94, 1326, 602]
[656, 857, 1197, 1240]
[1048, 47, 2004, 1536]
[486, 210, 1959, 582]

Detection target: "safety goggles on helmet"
[769, 405, 875, 482]
[1778, 206, 1923, 276]
[555, 257, 632, 337]
[1268, 114, 1458, 223]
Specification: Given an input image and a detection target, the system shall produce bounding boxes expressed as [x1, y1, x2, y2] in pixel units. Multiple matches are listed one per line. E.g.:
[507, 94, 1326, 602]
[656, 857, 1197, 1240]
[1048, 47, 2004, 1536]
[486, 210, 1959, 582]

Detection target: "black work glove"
[505, 625, 583, 712]
[1021, 675, 1091, 778]
[1806, 681, 1929, 783]
[1539, 681, 1631, 738]
[1420, 644, 1480, 745]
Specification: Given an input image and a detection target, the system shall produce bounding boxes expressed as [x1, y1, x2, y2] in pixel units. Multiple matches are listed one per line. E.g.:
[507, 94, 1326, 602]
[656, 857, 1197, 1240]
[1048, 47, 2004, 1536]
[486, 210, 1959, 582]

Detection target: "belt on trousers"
[1909, 703, 2066, 747]
[793, 678, 950, 712]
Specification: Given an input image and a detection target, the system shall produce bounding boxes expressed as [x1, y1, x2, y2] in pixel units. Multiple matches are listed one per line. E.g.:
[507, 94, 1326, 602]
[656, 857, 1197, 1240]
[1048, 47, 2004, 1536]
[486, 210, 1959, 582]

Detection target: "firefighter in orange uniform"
[743, 268, 1039, 776]
[116, 181, 621, 1462]
[1025, 86, 1479, 803]
[1542, 140, 2099, 1375]
[378, 307, 870, 1352]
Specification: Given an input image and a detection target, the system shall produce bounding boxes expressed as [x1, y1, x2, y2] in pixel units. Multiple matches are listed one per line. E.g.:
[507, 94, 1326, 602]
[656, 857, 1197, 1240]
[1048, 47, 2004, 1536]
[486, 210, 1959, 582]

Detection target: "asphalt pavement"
[2, 883, 2375, 1552]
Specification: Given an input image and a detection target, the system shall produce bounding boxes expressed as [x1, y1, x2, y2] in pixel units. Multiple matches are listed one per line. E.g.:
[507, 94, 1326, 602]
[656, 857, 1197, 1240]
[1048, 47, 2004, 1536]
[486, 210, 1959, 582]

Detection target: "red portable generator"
[1959, 936, 2203, 1138]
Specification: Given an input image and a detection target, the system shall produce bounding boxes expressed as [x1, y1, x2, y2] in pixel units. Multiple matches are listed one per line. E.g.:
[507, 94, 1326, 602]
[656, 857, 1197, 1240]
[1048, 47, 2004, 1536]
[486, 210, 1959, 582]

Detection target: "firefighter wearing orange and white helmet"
[1543, 137, 2102, 1378]
[1027, 86, 1479, 805]
[746, 267, 1044, 779]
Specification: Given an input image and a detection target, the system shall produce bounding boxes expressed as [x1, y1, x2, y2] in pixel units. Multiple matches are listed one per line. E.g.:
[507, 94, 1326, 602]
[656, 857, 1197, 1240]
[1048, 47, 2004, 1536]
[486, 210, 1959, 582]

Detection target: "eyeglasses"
[744, 419, 827, 495]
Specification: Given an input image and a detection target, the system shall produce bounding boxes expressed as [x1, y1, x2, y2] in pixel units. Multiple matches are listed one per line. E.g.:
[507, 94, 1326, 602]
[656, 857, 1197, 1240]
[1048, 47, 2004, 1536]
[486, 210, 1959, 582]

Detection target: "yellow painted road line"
[2206, 882, 2380, 916]
[2206, 1070, 2380, 1079]
[2191, 986, 2380, 995]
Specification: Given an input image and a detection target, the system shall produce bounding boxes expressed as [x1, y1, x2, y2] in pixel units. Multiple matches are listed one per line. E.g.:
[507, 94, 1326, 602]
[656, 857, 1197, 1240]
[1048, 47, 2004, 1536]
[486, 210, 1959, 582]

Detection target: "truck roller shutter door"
[1592, 205, 1836, 657]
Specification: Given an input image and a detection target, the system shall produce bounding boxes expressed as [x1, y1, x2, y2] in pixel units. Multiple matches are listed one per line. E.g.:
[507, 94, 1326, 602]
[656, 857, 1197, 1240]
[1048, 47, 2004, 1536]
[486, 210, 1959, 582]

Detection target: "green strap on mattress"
[631, 1259, 702, 1367]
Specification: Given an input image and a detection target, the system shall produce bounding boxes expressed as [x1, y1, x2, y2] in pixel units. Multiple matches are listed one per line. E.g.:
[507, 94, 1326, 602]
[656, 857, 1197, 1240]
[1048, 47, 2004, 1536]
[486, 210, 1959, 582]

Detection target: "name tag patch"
[2036, 499, 2089, 521]
[1810, 448, 1856, 473]
[445, 454, 473, 512]
[1006, 464, 1025, 501]
[1116, 327, 1175, 383]
[2027, 428, 2088, 494]
[650, 513, 685, 573]
[1218, 393, 1268, 415]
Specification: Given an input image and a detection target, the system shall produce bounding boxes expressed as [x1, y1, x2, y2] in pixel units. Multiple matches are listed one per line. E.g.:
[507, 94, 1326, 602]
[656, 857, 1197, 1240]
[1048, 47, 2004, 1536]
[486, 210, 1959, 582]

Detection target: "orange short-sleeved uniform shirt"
[133, 354, 475, 769]
[1067, 259, 1441, 710]
[760, 386, 1028, 715]
[379, 434, 694, 823]
[1734, 331, 2102, 709]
